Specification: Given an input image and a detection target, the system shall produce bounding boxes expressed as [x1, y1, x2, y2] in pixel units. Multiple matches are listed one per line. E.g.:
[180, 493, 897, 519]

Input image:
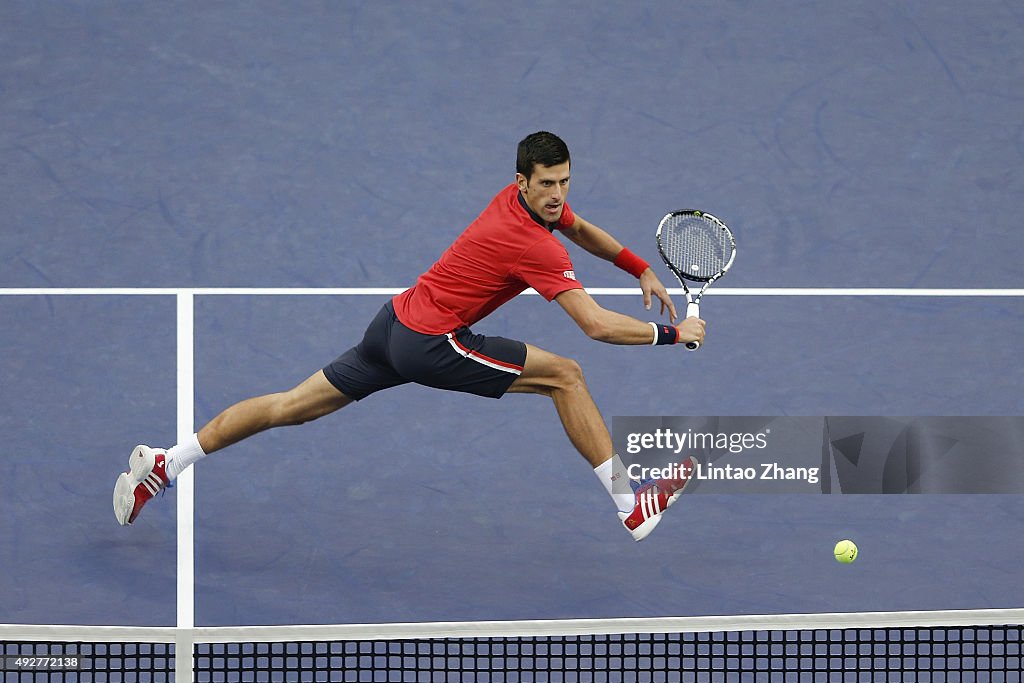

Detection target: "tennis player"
[113, 132, 705, 541]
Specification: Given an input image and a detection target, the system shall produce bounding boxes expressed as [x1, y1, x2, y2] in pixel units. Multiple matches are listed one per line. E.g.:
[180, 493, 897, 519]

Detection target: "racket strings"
[661, 217, 733, 280]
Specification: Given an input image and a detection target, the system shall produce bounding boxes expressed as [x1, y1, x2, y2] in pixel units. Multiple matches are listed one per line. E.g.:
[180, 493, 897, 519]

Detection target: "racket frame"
[655, 209, 737, 350]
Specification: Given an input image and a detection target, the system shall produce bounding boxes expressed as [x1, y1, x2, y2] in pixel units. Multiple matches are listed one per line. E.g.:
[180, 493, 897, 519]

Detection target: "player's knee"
[552, 356, 587, 393]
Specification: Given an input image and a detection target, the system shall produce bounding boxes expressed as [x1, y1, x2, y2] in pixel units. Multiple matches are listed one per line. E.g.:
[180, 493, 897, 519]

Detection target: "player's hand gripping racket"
[656, 210, 737, 351]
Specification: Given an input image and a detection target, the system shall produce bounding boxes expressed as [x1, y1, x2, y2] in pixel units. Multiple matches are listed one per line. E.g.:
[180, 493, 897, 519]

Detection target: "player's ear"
[515, 172, 529, 192]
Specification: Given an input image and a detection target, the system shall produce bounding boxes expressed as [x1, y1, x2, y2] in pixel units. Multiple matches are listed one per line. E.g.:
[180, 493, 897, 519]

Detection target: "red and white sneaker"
[113, 445, 171, 526]
[618, 456, 698, 542]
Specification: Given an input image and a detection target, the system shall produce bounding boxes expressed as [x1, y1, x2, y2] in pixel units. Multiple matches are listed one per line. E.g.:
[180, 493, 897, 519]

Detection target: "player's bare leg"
[506, 343, 611, 468]
[198, 370, 353, 454]
[114, 370, 352, 525]
[508, 344, 695, 541]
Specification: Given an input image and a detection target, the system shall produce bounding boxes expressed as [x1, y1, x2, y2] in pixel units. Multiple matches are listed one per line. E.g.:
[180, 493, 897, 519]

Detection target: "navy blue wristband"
[649, 322, 678, 345]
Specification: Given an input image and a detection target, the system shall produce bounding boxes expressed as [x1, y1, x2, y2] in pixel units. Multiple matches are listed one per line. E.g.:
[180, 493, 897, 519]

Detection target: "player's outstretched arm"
[563, 215, 677, 321]
[555, 289, 704, 347]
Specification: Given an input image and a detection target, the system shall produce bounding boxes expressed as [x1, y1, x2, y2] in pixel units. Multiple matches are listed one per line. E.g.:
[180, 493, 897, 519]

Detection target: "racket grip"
[684, 302, 701, 351]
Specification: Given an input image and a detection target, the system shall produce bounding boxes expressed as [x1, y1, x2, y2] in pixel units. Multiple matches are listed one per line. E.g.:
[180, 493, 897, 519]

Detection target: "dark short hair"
[516, 131, 571, 179]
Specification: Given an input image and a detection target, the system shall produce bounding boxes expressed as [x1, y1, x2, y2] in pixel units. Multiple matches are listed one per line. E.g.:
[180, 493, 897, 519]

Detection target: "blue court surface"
[2, 1, 1022, 630]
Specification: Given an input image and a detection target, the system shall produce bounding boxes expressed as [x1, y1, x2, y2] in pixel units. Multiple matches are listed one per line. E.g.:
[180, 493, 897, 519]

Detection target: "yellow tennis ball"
[834, 539, 858, 564]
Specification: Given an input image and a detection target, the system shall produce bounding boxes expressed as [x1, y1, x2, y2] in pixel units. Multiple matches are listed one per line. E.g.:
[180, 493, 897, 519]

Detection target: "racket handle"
[684, 302, 701, 351]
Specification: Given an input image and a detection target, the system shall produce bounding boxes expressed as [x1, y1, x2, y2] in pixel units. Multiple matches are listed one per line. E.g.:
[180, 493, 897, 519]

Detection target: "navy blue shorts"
[323, 302, 528, 400]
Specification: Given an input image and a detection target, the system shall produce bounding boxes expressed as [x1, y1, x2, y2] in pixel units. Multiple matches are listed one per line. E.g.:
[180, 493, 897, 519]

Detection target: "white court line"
[175, 293, 195, 683]
[0, 287, 1022, 296]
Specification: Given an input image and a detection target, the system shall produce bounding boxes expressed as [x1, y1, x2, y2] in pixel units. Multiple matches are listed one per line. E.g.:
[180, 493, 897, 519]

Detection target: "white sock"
[594, 454, 635, 513]
[165, 433, 207, 480]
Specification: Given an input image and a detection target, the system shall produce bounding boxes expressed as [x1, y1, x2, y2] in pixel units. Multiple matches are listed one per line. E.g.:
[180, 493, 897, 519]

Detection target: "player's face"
[517, 162, 571, 223]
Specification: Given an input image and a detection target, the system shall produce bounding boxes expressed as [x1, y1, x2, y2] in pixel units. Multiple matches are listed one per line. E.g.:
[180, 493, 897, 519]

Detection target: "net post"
[176, 292, 195, 682]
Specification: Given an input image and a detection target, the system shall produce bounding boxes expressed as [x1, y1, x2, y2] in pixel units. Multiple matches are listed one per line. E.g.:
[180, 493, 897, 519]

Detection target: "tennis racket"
[656, 210, 737, 351]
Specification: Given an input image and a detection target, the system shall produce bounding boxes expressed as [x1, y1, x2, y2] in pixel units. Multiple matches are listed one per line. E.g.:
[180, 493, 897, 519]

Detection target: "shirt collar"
[517, 190, 557, 232]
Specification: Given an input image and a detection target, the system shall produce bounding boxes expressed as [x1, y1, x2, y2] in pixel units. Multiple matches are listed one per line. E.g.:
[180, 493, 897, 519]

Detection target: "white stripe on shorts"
[445, 333, 522, 375]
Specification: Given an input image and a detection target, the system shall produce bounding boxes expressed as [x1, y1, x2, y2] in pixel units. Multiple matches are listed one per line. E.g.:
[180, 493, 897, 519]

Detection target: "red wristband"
[613, 248, 649, 279]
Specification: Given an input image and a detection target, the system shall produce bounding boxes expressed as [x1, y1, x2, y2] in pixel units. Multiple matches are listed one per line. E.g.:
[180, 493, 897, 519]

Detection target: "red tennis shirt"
[392, 183, 585, 335]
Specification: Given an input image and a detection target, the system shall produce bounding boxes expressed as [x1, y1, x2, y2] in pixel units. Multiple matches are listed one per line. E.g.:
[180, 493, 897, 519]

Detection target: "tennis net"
[2, 609, 1022, 682]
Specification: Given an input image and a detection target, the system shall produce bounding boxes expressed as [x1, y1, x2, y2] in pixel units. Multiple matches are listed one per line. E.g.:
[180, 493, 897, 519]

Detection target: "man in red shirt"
[114, 132, 705, 541]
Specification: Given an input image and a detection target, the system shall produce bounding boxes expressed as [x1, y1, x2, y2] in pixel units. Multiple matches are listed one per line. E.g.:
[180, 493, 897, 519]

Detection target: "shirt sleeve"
[513, 238, 585, 301]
